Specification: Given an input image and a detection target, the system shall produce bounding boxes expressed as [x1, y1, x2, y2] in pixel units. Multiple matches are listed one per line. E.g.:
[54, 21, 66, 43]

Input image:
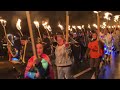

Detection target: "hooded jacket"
[24, 54, 54, 79]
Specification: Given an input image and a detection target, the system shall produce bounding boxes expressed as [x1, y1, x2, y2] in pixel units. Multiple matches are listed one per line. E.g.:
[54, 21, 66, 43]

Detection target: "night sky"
[0, 11, 120, 38]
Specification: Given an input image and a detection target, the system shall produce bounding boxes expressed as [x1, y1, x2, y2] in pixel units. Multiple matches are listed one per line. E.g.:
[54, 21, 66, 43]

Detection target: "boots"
[91, 67, 95, 72]
[95, 67, 100, 79]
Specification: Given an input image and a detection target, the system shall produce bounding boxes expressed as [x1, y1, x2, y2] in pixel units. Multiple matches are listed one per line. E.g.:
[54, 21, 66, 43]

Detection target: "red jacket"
[88, 40, 103, 58]
[24, 54, 54, 79]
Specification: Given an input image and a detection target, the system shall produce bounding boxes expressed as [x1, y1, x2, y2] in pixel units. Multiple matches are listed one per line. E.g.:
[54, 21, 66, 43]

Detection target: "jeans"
[57, 66, 71, 79]
[90, 58, 100, 77]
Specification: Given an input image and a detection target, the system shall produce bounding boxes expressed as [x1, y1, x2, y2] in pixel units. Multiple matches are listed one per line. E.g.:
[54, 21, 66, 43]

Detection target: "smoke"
[30, 11, 42, 24]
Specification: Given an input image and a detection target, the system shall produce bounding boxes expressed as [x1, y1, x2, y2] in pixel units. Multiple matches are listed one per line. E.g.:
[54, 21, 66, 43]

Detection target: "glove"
[41, 59, 48, 70]
[27, 72, 36, 79]
[35, 58, 48, 70]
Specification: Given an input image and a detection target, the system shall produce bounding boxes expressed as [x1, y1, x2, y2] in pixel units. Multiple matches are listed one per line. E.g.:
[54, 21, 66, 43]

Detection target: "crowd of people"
[0, 27, 120, 79]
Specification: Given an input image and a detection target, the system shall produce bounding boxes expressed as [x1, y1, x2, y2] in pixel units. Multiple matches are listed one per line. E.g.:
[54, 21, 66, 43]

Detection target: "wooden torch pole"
[97, 12, 100, 53]
[66, 11, 69, 59]
[26, 11, 38, 61]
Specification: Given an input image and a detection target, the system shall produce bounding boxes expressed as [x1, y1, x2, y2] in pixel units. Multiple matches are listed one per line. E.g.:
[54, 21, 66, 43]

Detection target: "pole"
[62, 30, 65, 38]
[37, 28, 42, 42]
[66, 11, 69, 59]
[46, 29, 51, 41]
[97, 13, 100, 53]
[66, 11, 69, 42]
[97, 13, 100, 34]
[26, 11, 38, 60]
[19, 30, 23, 36]
[2, 24, 13, 46]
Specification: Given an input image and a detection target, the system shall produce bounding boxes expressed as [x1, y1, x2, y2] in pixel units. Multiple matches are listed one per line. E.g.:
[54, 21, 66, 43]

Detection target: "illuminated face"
[57, 36, 64, 46]
[92, 33, 97, 39]
[73, 33, 77, 38]
[21, 40, 27, 45]
[43, 35, 47, 38]
[36, 43, 43, 56]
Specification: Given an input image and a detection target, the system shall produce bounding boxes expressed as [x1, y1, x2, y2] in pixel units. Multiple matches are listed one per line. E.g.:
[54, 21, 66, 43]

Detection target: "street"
[0, 51, 119, 79]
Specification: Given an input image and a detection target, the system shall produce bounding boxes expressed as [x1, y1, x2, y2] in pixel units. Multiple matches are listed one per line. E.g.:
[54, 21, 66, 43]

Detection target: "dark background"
[0, 11, 120, 39]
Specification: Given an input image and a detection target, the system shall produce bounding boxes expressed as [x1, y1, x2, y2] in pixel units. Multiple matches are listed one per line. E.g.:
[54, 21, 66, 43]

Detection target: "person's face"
[57, 36, 64, 46]
[92, 33, 97, 39]
[43, 35, 47, 38]
[36, 44, 43, 56]
[73, 34, 77, 38]
[21, 40, 27, 45]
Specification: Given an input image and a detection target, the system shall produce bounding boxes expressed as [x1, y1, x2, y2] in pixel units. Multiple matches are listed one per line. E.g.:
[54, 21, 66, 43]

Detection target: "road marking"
[0, 62, 5, 64]
[9, 61, 21, 64]
[91, 72, 95, 79]
[73, 68, 91, 78]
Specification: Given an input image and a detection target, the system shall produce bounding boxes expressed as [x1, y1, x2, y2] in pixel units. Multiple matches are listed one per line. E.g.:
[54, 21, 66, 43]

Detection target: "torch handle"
[46, 29, 51, 42]
[3, 26, 13, 46]
[37, 28, 42, 42]
[97, 13, 100, 53]
[66, 11, 69, 59]
[66, 11, 69, 42]
[19, 30, 23, 36]
[26, 11, 38, 62]
[62, 31, 65, 39]
[97, 13, 100, 34]
[22, 41, 27, 63]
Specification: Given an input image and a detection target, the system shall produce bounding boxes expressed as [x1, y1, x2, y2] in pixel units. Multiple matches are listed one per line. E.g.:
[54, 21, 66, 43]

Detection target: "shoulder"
[41, 54, 51, 65]
[28, 56, 34, 63]
[41, 54, 49, 58]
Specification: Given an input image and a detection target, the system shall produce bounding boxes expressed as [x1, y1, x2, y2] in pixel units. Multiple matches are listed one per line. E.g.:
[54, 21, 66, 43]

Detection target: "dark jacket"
[43, 38, 51, 55]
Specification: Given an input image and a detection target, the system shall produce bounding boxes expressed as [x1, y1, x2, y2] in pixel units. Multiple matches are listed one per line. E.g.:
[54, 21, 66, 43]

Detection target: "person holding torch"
[85, 11, 104, 79]
[55, 11, 73, 79]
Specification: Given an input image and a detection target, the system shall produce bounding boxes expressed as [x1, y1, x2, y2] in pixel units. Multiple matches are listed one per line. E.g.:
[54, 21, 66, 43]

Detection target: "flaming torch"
[104, 12, 112, 34]
[104, 12, 112, 21]
[114, 15, 120, 29]
[93, 11, 101, 34]
[93, 11, 101, 54]
[72, 25, 77, 32]
[34, 21, 42, 42]
[88, 24, 91, 29]
[82, 25, 84, 29]
[46, 25, 52, 35]
[104, 12, 112, 27]
[58, 22, 65, 37]
[65, 11, 69, 60]
[0, 19, 12, 46]
[16, 19, 23, 37]
[42, 21, 51, 40]
[93, 24, 98, 29]
[0, 19, 7, 37]
[0, 19, 13, 45]
[102, 22, 106, 29]
[66, 11, 69, 42]
[108, 26, 111, 29]
[26, 11, 38, 66]
[68, 25, 73, 32]
[77, 26, 82, 30]
[42, 21, 48, 29]
[46, 25, 52, 32]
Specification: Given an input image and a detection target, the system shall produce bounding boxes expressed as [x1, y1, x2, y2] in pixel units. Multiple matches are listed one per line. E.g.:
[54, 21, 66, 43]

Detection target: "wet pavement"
[75, 51, 120, 79]
[0, 59, 26, 79]
[0, 51, 120, 79]
[101, 52, 120, 79]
